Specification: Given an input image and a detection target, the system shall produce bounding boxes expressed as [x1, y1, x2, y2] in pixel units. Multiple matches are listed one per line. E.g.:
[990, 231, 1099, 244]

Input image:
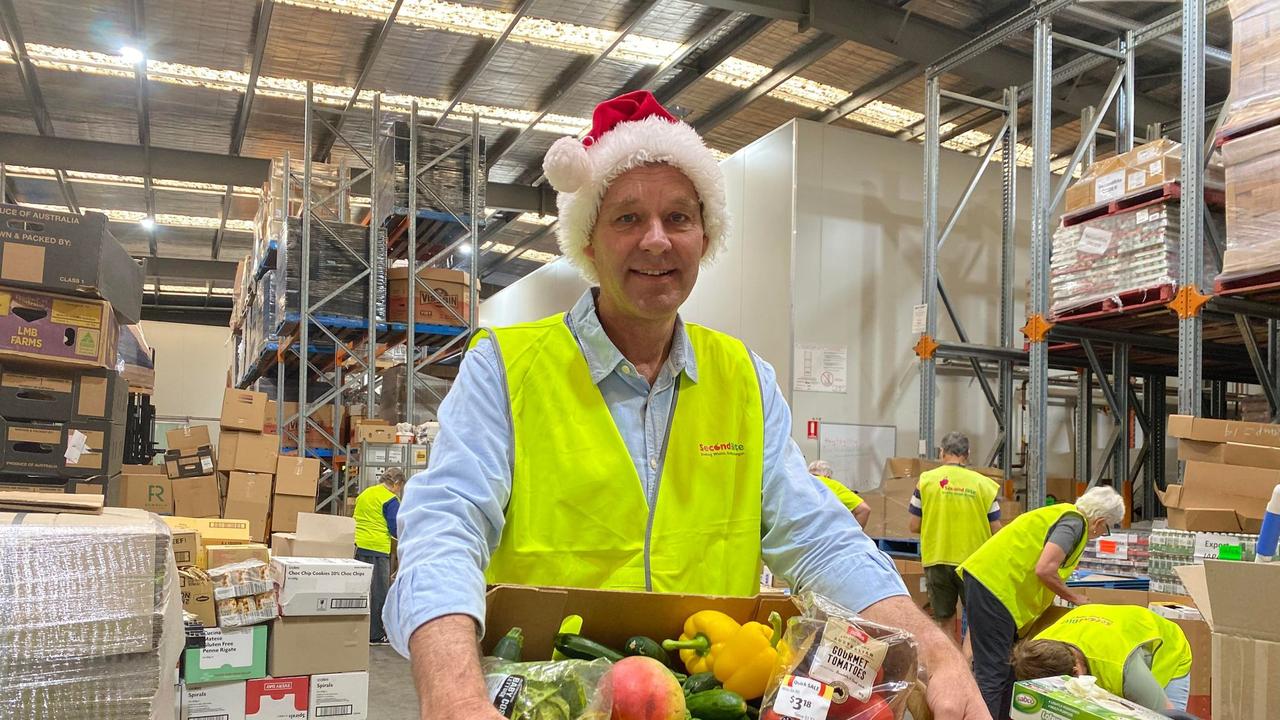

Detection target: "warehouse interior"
[1, 0, 1278, 719]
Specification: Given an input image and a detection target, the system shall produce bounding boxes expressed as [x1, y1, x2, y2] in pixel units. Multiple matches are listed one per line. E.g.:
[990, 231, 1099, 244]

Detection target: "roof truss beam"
[654, 15, 771, 106]
[436, 0, 535, 127]
[312, 0, 405, 162]
[129, 0, 157, 255]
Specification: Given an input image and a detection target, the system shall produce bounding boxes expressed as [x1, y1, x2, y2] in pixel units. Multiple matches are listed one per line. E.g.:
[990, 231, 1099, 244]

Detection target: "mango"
[603, 656, 686, 720]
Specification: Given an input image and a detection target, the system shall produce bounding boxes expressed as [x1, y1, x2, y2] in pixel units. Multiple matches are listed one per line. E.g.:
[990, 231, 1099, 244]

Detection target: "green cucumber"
[682, 672, 720, 695]
[492, 627, 523, 662]
[552, 633, 625, 663]
[685, 690, 748, 720]
[623, 635, 671, 665]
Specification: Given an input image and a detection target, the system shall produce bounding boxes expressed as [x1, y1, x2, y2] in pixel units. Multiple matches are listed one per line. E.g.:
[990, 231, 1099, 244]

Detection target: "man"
[385, 91, 988, 720]
[907, 432, 1001, 640]
[808, 459, 871, 527]
[1012, 604, 1193, 712]
[354, 467, 404, 645]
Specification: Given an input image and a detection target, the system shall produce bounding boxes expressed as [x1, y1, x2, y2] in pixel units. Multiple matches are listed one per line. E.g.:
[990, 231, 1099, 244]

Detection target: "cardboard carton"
[165, 446, 215, 479]
[269, 494, 315, 534]
[0, 204, 144, 323]
[1010, 676, 1170, 719]
[165, 516, 252, 567]
[245, 677, 309, 720]
[224, 472, 273, 542]
[353, 423, 396, 444]
[221, 388, 268, 433]
[1168, 413, 1280, 448]
[206, 543, 270, 569]
[183, 626, 268, 686]
[180, 569, 217, 627]
[0, 287, 119, 368]
[167, 425, 213, 452]
[0, 363, 125, 422]
[309, 672, 368, 720]
[272, 557, 372, 616]
[270, 513, 355, 558]
[172, 529, 200, 566]
[892, 557, 930, 611]
[387, 266, 472, 326]
[1176, 438, 1280, 469]
[267, 615, 371, 676]
[0, 418, 124, 479]
[107, 469, 173, 515]
[181, 680, 246, 720]
[218, 431, 279, 474]
[1172, 617, 1212, 698]
[274, 456, 319, 497]
[172, 475, 221, 519]
[1178, 561, 1280, 719]
[1063, 138, 1183, 216]
[271, 532, 354, 559]
[1155, 460, 1274, 532]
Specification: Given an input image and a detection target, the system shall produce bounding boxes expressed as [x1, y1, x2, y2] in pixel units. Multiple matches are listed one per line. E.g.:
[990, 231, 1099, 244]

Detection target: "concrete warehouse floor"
[369, 646, 419, 717]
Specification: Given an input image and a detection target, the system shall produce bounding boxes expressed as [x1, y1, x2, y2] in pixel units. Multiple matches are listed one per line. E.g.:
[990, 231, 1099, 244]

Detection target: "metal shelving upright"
[916, 0, 1247, 517]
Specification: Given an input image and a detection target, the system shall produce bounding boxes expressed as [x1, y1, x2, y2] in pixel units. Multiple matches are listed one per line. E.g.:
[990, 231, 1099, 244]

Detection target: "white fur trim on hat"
[543, 116, 728, 283]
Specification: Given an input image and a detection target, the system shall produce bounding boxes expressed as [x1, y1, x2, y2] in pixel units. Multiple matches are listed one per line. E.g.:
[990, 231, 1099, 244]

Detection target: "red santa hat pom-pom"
[543, 136, 593, 193]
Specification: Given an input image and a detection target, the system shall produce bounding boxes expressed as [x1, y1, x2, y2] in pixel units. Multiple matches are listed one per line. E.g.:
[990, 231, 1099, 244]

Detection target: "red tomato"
[826, 693, 894, 720]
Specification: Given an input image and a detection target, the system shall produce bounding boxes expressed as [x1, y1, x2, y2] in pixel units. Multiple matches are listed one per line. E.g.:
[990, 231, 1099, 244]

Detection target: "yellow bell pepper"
[712, 611, 782, 700]
[663, 610, 784, 700]
[662, 609, 741, 674]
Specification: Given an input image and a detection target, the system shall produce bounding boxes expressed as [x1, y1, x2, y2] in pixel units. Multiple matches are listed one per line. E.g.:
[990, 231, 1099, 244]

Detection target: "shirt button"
[621, 365, 632, 375]
[649, 458, 657, 470]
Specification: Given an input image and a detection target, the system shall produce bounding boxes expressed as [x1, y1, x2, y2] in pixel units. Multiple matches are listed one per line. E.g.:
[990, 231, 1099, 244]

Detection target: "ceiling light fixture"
[139, 217, 155, 230]
[119, 45, 144, 64]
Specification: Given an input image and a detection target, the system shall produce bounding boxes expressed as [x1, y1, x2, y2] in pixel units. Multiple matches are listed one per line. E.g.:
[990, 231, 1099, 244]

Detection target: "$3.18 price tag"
[772, 675, 834, 720]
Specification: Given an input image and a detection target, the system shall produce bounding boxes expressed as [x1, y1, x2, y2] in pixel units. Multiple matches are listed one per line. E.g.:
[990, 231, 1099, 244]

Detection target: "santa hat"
[542, 90, 728, 282]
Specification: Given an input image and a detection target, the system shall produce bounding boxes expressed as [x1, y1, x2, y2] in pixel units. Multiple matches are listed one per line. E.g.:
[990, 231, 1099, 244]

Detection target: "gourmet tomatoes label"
[807, 619, 889, 702]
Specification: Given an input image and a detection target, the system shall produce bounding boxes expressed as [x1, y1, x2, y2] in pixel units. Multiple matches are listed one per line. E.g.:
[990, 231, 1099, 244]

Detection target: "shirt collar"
[567, 289, 699, 385]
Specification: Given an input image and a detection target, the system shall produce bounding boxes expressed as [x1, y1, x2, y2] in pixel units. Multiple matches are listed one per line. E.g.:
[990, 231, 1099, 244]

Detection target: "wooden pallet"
[1050, 283, 1177, 324]
[1061, 183, 1225, 228]
[1214, 267, 1280, 299]
[1215, 108, 1280, 147]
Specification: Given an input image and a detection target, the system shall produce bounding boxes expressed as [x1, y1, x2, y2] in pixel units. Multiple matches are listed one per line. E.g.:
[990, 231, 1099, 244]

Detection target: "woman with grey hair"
[956, 485, 1126, 720]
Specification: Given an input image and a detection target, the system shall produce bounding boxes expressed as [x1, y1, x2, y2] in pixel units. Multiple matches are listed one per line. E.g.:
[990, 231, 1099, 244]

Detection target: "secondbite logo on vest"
[939, 475, 977, 498]
[698, 441, 745, 457]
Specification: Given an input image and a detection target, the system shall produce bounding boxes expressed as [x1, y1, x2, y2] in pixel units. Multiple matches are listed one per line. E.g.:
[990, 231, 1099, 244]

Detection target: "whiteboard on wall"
[818, 422, 896, 492]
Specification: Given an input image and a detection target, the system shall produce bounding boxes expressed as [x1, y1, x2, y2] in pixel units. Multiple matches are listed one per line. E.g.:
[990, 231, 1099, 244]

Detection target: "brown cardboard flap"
[0, 490, 104, 513]
[1203, 561, 1280, 642]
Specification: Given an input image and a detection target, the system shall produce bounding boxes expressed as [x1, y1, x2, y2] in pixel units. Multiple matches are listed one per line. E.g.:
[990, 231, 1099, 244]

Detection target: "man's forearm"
[861, 595, 965, 670]
[409, 614, 497, 720]
[1036, 571, 1084, 605]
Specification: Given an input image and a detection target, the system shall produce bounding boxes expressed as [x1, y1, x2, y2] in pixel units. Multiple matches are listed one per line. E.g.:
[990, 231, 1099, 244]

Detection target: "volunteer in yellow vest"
[907, 431, 1002, 638]
[958, 485, 1124, 720]
[808, 459, 870, 527]
[354, 467, 405, 645]
[385, 91, 989, 720]
[1012, 604, 1193, 711]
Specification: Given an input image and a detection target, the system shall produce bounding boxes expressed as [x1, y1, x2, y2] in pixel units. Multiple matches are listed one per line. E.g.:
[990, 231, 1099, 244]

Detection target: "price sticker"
[772, 675, 833, 720]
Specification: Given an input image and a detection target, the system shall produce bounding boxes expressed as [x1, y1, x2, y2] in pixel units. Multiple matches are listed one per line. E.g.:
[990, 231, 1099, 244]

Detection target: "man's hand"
[409, 614, 502, 720]
[860, 595, 991, 720]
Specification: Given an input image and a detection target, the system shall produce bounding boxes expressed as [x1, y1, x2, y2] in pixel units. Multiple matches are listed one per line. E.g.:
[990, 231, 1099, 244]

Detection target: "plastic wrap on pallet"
[376, 363, 451, 425]
[1221, 0, 1280, 138]
[373, 120, 486, 223]
[275, 217, 387, 325]
[1219, 123, 1280, 281]
[254, 159, 346, 266]
[1050, 200, 1221, 317]
[117, 324, 155, 393]
[0, 507, 183, 718]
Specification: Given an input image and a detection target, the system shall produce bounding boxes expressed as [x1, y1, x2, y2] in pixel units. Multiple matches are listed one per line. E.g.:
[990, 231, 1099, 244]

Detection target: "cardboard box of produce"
[269, 494, 315, 534]
[218, 431, 279, 474]
[1010, 676, 1170, 719]
[1178, 561, 1280, 720]
[268, 615, 370, 676]
[309, 672, 368, 720]
[481, 585, 798, 662]
[165, 446, 215, 479]
[180, 568, 217, 627]
[892, 557, 929, 611]
[172, 475, 221, 519]
[272, 557, 372, 616]
[172, 528, 200, 566]
[1155, 460, 1273, 532]
[1176, 438, 1280, 469]
[181, 680, 246, 720]
[0, 287, 118, 368]
[167, 424, 213, 452]
[0, 362, 125, 422]
[387, 266, 471, 326]
[222, 388, 267, 433]
[0, 418, 124, 479]
[0, 204, 145, 323]
[107, 467, 173, 515]
[206, 543, 269, 569]
[183, 625, 268, 686]
[274, 456, 319, 497]
[246, 677, 309, 720]
[224, 472, 273, 542]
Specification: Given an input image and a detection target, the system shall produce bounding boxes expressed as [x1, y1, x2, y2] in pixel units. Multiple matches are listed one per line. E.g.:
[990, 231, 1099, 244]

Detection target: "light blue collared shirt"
[385, 290, 905, 655]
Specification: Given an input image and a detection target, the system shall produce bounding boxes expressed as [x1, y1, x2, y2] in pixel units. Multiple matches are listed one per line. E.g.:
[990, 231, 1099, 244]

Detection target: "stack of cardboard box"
[0, 205, 142, 493]
[216, 388, 279, 542]
[1162, 414, 1280, 533]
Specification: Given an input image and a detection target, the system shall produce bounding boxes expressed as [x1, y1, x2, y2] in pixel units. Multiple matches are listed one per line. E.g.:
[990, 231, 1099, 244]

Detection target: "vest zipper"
[645, 381, 680, 592]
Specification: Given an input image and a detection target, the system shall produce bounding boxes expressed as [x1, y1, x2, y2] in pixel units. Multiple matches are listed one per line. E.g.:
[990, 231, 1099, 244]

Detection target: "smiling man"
[386, 91, 990, 720]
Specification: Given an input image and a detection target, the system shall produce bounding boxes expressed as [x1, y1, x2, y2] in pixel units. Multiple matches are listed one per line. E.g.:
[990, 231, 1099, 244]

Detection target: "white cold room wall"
[139, 320, 233, 419]
[480, 259, 589, 325]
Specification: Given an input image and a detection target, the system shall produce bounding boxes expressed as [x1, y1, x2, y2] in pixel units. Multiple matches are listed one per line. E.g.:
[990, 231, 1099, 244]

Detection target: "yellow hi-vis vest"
[817, 476, 864, 512]
[959, 504, 1087, 631]
[476, 314, 765, 596]
[1035, 604, 1193, 697]
[354, 483, 396, 554]
[916, 464, 1000, 568]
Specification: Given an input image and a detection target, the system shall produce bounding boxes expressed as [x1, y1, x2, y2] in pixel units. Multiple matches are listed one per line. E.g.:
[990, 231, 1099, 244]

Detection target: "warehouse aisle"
[369, 647, 419, 717]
